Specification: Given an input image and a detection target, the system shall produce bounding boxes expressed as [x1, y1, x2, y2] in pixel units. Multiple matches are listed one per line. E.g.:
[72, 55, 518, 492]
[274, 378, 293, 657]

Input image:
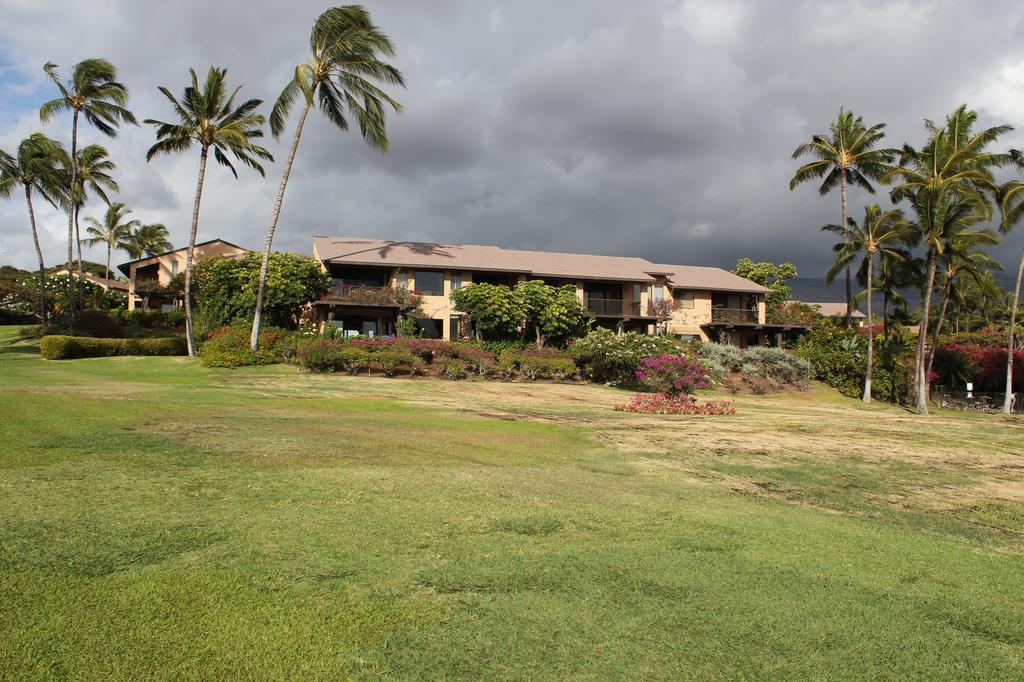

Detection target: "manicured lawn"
[1, 325, 1022, 679]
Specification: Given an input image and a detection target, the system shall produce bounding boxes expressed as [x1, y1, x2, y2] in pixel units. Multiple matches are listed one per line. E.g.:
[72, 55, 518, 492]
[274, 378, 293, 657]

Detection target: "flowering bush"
[455, 345, 496, 375]
[634, 353, 709, 395]
[570, 329, 681, 384]
[942, 343, 1024, 391]
[615, 393, 735, 415]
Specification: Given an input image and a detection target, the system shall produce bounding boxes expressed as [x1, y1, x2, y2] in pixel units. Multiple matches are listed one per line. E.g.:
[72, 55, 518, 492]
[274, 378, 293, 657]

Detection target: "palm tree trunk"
[251, 101, 312, 350]
[75, 204, 84, 309]
[863, 255, 874, 403]
[25, 184, 47, 326]
[66, 110, 79, 319]
[840, 168, 852, 328]
[1003, 245, 1024, 413]
[914, 250, 938, 415]
[927, 278, 952, 380]
[184, 147, 210, 358]
[106, 242, 112, 284]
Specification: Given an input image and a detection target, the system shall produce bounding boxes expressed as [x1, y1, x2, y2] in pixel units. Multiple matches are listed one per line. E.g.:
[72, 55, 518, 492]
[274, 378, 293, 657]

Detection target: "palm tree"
[884, 105, 1009, 414]
[0, 134, 66, 324]
[998, 151, 1024, 412]
[40, 59, 136, 318]
[60, 144, 118, 306]
[83, 202, 139, 282]
[824, 204, 914, 402]
[250, 5, 405, 349]
[791, 109, 898, 327]
[128, 223, 173, 259]
[144, 66, 272, 356]
[925, 226, 1000, 378]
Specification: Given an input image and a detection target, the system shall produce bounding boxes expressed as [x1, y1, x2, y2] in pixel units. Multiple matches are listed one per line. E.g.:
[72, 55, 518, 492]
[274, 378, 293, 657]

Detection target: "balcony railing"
[319, 284, 421, 309]
[586, 298, 642, 316]
[710, 307, 759, 324]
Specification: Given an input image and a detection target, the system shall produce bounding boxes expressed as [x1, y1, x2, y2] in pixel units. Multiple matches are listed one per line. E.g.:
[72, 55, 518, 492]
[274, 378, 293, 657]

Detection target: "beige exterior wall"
[127, 242, 245, 310]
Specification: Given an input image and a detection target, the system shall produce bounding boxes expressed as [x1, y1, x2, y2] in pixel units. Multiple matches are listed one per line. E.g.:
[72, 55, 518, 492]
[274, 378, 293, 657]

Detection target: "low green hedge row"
[40, 335, 187, 360]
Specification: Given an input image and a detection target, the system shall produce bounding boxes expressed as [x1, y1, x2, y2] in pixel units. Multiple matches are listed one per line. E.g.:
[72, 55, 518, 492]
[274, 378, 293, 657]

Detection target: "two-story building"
[311, 237, 794, 347]
[117, 239, 246, 311]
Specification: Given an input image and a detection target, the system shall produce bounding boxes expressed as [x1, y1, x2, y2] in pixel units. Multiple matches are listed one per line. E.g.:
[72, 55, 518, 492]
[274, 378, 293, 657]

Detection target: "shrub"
[741, 347, 811, 388]
[198, 326, 285, 368]
[795, 319, 865, 397]
[455, 345, 496, 376]
[405, 338, 457, 362]
[441, 358, 467, 380]
[615, 393, 735, 415]
[376, 349, 417, 376]
[634, 353, 709, 395]
[495, 348, 523, 380]
[570, 329, 680, 384]
[40, 335, 187, 360]
[519, 355, 576, 381]
[295, 340, 370, 374]
[697, 343, 743, 376]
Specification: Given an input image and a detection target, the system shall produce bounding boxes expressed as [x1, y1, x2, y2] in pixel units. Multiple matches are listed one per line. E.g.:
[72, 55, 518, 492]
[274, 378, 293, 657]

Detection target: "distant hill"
[788, 273, 1018, 312]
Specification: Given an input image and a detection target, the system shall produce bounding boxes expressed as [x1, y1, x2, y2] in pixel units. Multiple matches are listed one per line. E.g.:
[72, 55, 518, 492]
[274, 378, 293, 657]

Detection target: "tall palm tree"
[884, 105, 1009, 414]
[128, 223, 173, 259]
[40, 59, 136, 318]
[925, 227, 1000, 378]
[791, 109, 898, 327]
[0, 134, 66, 324]
[250, 5, 405, 350]
[59, 144, 118, 306]
[998, 151, 1024, 412]
[144, 66, 272, 356]
[83, 202, 139, 282]
[824, 204, 915, 402]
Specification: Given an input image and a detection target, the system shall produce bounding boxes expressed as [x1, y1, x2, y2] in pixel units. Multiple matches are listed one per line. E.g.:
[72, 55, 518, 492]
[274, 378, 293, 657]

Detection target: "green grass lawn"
[1, 325, 1023, 679]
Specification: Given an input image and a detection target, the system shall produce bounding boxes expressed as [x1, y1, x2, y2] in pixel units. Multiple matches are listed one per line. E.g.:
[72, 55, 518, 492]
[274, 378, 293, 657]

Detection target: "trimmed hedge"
[40, 335, 187, 360]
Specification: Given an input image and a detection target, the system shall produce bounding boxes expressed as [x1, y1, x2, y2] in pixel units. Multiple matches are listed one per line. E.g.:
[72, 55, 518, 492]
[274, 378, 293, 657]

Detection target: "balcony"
[318, 284, 421, 309]
[710, 307, 759, 324]
[586, 298, 642, 317]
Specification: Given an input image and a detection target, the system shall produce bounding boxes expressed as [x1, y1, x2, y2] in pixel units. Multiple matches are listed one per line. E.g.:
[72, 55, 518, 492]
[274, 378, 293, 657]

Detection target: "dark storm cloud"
[1, 0, 1024, 282]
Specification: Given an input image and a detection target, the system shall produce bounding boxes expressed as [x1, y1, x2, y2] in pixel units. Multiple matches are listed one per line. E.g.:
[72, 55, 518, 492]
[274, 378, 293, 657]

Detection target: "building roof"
[794, 301, 866, 318]
[116, 239, 246, 276]
[314, 236, 769, 291]
[648, 263, 771, 294]
[54, 266, 129, 290]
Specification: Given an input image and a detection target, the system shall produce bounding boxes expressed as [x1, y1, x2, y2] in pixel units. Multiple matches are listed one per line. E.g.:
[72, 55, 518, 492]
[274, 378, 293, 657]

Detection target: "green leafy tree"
[515, 280, 555, 347]
[884, 104, 1008, 414]
[731, 258, 797, 321]
[60, 144, 118, 306]
[998, 150, 1024, 412]
[790, 109, 897, 326]
[83, 202, 139, 282]
[127, 223, 173, 259]
[0, 133, 67, 324]
[193, 252, 329, 330]
[251, 5, 405, 350]
[144, 66, 273, 356]
[539, 285, 590, 345]
[823, 204, 915, 402]
[40, 59, 136, 318]
[450, 283, 523, 340]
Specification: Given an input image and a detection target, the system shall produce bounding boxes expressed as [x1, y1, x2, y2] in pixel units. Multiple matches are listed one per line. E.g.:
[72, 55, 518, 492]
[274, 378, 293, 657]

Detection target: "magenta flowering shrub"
[634, 353, 710, 395]
[615, 393, 735, 415]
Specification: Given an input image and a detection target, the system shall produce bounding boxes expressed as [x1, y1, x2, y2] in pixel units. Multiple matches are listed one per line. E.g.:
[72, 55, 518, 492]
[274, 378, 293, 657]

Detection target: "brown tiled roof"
[55, 266, 129, 290]
[313, 237, 769, 291]
[116, 239, 246, 276]
[313, 237, 661, 282]
[648, 263, 772, 294]
[794, 301, 866, 318]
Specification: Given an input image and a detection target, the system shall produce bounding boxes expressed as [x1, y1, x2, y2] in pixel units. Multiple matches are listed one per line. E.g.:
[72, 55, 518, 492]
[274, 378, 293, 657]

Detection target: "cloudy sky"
[2, 0, 1024, 285]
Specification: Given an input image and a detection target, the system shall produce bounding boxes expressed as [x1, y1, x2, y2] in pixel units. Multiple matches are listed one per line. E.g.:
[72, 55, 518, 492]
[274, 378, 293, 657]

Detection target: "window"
[171, 260, 178, 276]
[674, 290, 694, 309]
[395, 270, 409, 287]
[449, 315, 462, 340]
[652, 286, 664, 301]
[415, 318, 442, 339]
[415, 270, 444, 295]
[450, 271, 462, 291]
